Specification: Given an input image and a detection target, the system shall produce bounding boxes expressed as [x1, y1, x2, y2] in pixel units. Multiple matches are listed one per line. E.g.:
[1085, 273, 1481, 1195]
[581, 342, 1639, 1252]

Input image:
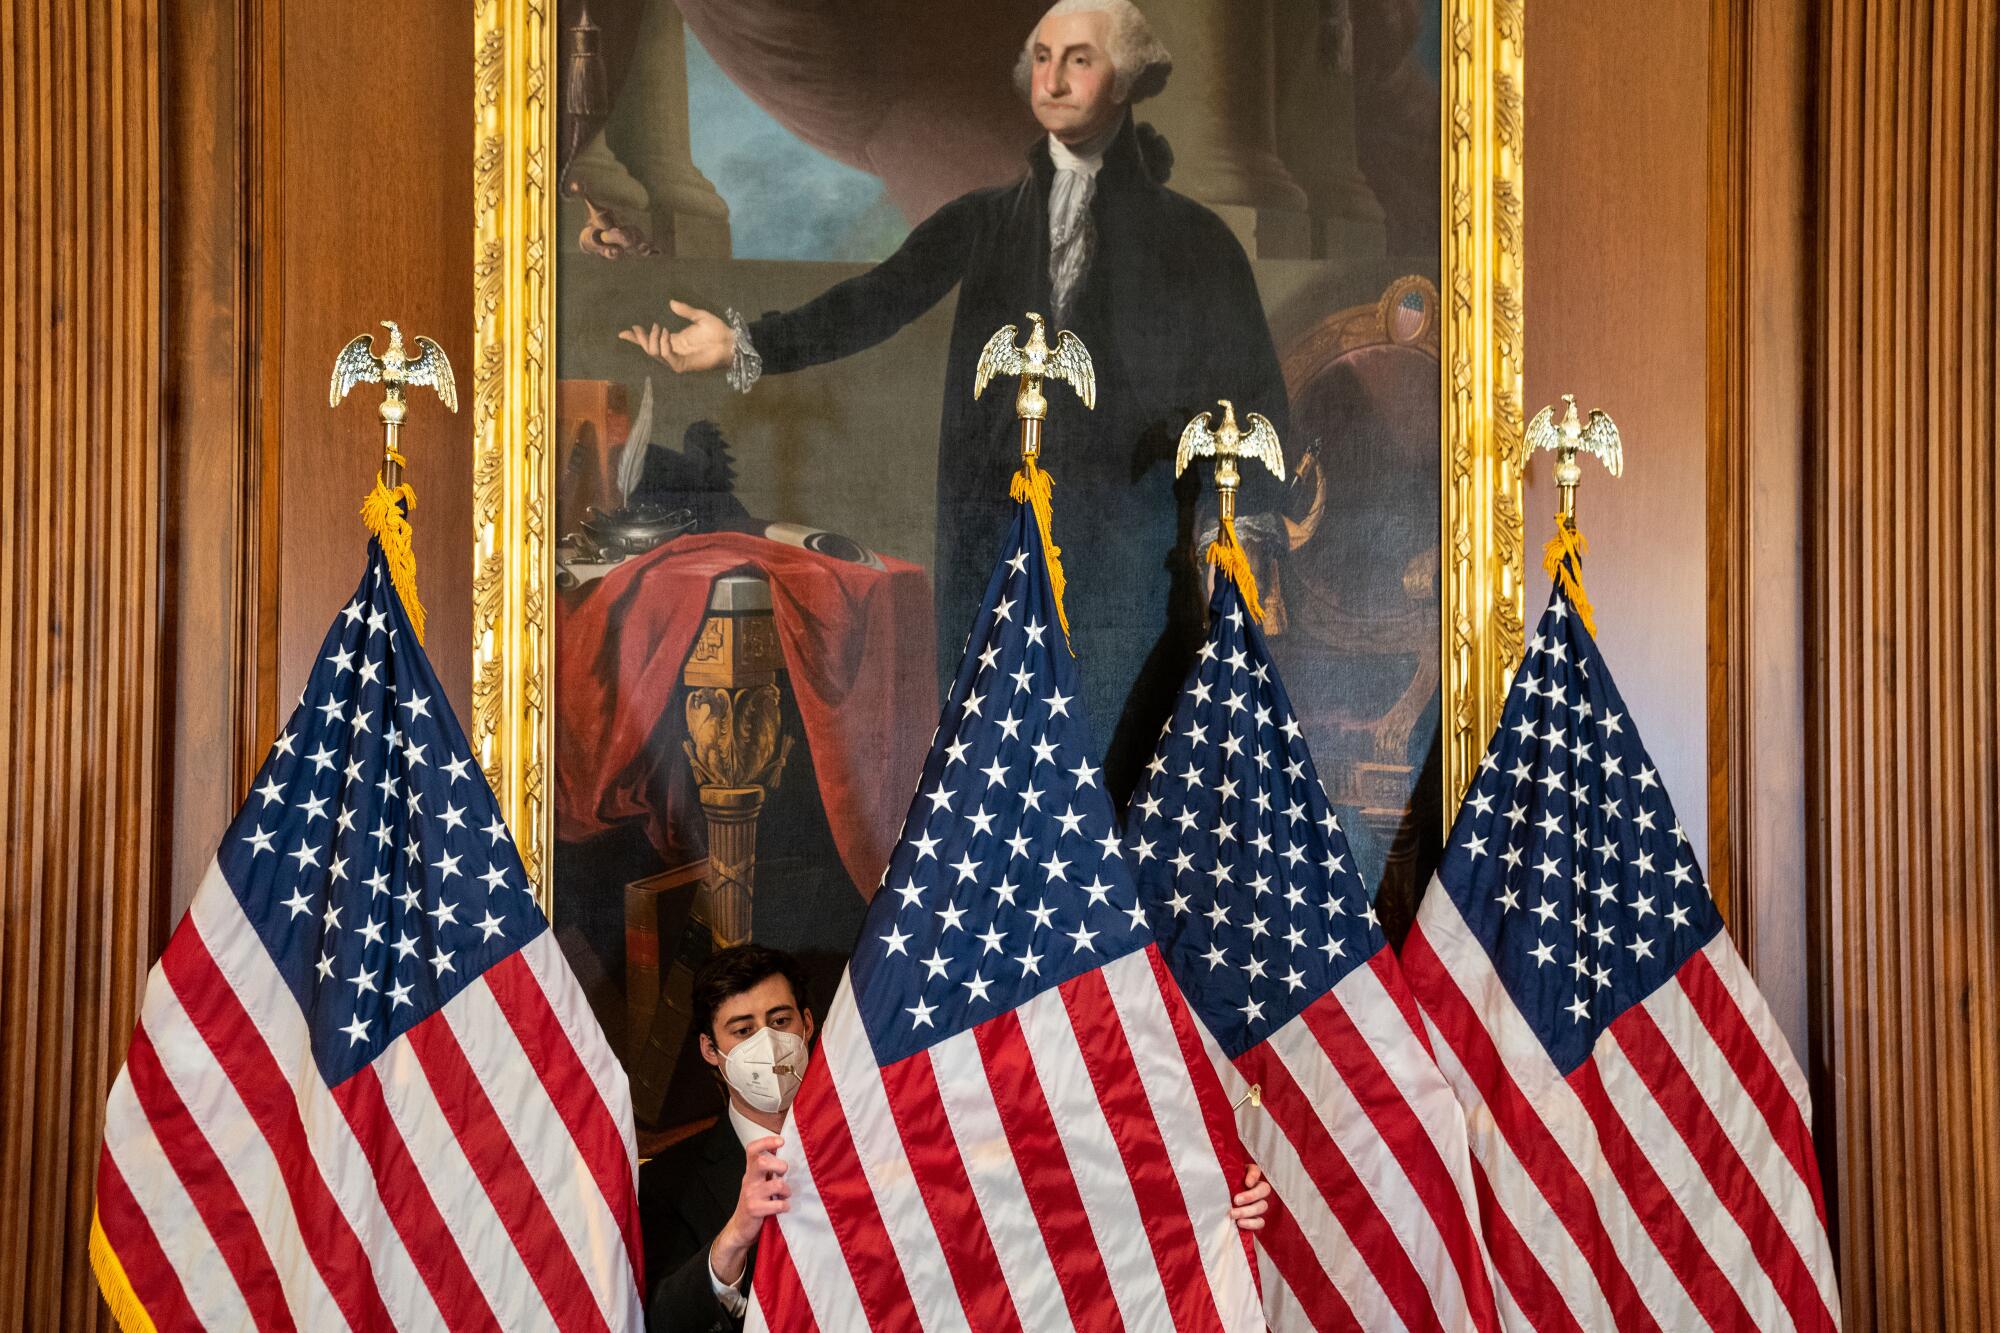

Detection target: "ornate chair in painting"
[1266, 275, 1442, 936]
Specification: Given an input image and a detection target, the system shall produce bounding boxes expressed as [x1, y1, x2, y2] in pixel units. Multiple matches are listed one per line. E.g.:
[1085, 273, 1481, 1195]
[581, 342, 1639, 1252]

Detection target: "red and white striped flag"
[749, 501, 1262, 1331]
[1125, 570, 1502, 1330]
[1403, 587, 1840, 1330]
[91, 535, 643, 1330]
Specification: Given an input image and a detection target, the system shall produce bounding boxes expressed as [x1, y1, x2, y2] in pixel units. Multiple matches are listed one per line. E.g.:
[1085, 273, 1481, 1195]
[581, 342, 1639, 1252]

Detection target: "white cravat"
[1047, 127, 1114, 326]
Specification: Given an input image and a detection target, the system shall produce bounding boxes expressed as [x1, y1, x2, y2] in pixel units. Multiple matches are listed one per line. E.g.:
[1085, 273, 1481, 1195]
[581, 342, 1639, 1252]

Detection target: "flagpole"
[973, 313, 1097, 647]
[1524, 393, 1623, 633]
[379, 383, 408, 488]
[1176, 399, 1285, 624]
[328, 322, 459, 643]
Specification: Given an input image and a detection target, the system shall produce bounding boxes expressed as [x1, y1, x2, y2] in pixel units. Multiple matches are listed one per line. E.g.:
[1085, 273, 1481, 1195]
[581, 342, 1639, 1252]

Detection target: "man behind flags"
[1403, 514, 1840, 1329]
[1127, 411, 1501, 1332]
[91, 478, 643, 1330]
[746, 435, 1265, 1328]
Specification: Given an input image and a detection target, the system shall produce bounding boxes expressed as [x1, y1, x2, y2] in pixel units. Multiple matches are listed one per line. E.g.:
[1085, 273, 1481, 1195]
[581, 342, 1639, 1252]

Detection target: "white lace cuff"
[725, 308, 762, 394]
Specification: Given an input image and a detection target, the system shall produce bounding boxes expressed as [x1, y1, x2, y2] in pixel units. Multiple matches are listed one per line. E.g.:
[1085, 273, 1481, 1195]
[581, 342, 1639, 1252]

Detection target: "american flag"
[748, 502, 1262, 1332]
[1402, 588, 1840, 1330]
[91, 540, 643, 1331]
[1127, 572, 1502, 1332]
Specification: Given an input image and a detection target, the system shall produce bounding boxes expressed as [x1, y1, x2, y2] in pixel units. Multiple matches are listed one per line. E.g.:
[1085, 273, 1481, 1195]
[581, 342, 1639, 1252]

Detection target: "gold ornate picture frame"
[471, 0, 1525, 912]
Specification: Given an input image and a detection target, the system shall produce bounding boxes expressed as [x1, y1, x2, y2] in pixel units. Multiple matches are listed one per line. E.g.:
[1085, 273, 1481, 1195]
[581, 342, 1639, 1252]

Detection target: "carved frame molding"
[471, 0, 1526, 910]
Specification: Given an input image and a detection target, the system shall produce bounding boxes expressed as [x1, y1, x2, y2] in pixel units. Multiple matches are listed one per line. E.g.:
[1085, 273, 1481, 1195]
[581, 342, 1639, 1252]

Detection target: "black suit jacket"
[748, 112, 1289, 805]
[639, 1118, 753, 1333]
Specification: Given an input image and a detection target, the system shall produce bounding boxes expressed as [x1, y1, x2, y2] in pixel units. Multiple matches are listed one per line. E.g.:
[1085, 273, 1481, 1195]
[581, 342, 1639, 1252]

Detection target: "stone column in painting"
[602, 0, 732, 258]
[1271, 1, 1387, 259]
[1137, 0, 1312, 259]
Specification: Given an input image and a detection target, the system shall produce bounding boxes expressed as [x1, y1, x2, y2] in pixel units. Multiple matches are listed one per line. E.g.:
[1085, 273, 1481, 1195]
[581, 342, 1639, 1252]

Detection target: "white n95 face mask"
[721, 1025, 807, 1115]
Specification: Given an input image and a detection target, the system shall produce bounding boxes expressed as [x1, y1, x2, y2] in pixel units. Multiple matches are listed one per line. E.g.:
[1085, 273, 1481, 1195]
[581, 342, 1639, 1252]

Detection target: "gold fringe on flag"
[1205, 514, 1267, 624]
[360, 451, 427, 645]
[1540, 510, 1598, 637]
[1009, 456, 1074, 653]
[90, 1207, 160, 1333]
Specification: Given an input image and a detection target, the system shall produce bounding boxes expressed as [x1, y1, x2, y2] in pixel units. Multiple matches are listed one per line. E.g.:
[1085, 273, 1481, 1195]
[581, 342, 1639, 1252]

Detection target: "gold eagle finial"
[1524, 393, 1621, 516]
[1175, 399, 1285, 523]
[973, 312, 1096, 453]
[329, 320, 458, 414]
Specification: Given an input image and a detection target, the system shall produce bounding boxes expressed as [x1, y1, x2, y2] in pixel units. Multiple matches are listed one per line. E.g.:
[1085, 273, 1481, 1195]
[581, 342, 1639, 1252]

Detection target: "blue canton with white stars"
[1125, 576, 1382, 1060]
[216, 541, 546, 1087]
[1438, 588, 1723, 1074]
[849, 504, 1150, 1066]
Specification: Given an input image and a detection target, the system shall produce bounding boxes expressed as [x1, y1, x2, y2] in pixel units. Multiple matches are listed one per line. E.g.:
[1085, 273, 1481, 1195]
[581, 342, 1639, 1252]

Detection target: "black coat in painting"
[748, 111, 1289, 805]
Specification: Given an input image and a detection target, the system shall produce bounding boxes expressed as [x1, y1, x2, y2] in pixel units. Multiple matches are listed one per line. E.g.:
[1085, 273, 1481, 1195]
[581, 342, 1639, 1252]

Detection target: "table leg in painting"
[681, 575, 791, 947]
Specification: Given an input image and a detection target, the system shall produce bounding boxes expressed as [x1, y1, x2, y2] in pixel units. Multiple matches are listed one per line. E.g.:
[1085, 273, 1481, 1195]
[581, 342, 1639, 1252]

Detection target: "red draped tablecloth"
[555, 533, 936, 899]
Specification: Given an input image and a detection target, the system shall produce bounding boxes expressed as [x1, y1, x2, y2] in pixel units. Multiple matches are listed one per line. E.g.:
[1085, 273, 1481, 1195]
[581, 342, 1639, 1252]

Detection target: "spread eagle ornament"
[1174, 398, 1286, 496]
[327, 319, 460, 645]
[328, 320, 459, 413]
[973, 311, 1096, 424]
[1176, 399, 1285, 623]
[973, 313, 1098, 650]
[1524, 393, 1622, 515]
[1523, 392, 1624, 636]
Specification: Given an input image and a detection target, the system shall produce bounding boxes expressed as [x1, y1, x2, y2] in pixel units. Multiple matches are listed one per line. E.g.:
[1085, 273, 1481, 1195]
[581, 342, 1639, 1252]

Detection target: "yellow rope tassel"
[1206, 514, 1267, 624]
[1540, 510, 1598, 637]
[1009, 457, 1074, 653]
[90, 1207, 161, 1333]
[360, 454, 427, 645]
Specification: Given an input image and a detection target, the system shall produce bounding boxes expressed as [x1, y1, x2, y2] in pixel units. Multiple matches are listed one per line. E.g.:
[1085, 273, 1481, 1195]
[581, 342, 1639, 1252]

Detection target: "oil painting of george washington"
[546, 0, 1445, 1142]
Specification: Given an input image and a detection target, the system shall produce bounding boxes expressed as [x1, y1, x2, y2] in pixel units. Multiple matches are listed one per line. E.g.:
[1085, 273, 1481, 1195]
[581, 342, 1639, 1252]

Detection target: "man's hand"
[710, 1134, 788, 1286]
[619, 299, 734, 374]
[1231, 1162, 1271, 1232]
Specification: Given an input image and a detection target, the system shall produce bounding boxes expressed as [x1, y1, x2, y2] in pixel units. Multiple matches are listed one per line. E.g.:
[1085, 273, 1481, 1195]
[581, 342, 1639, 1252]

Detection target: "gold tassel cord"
[1009, 457, 1074, 653]
[90, 1208, 161, 1333]
[1205, 514, 1267, 624]
[360, 454, 427, 645]
[1540, 510, 1598, 637]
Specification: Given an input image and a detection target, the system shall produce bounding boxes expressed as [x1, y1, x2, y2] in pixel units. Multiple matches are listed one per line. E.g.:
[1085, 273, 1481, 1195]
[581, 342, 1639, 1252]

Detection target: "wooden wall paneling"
[274, 0, 474, 725]
[1, 0, 165, 1328]
[1524, 0, 1713, 869]
[1708, 0, 1752, 948]
[1706, 0, 1817, 1058]
[1813, 0, 2000, 1325]
[162, 0, 284, 924]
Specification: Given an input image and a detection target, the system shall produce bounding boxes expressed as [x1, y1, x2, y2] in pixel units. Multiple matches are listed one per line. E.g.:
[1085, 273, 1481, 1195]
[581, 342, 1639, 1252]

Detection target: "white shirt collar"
[726, 1101, 773, 1147]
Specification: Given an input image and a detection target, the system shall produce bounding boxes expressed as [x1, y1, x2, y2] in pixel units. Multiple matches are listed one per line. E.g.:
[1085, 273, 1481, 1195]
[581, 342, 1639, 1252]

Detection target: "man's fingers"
[668, 298, 704, 321]
[754, 1152, 789, 1176]
[1234, 1216, 1266, 1232]
[1231, 1182, 1273, 1208]
[1244, 1163, 1264, 1188]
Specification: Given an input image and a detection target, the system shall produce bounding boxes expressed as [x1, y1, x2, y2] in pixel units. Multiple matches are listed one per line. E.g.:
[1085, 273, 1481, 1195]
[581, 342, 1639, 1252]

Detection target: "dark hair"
[692, 944, 811, 1042]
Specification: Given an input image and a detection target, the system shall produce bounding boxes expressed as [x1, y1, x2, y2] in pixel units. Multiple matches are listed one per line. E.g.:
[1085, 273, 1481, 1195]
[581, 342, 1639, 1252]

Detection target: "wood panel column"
[1813, 0, 1999, 1324]
[1, 1, 166, 1329]
[1706, 0, 1817, 1058]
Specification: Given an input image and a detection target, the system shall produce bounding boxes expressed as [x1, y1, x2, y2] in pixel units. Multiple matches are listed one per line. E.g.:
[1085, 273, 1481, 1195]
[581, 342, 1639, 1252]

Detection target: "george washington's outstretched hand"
[619, 298, 733, 374]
